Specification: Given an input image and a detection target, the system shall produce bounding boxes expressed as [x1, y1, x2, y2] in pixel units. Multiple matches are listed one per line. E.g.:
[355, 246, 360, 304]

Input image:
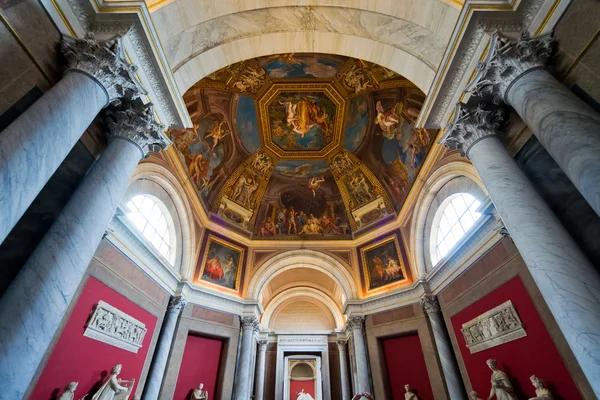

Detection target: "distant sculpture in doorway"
[469, 391, 483, 400]
[92, 364, 132, 400]
[404, 384, 419, 400]
[528, 375, 553, 400]
[58, 382, 87, 400]
[296, 389, 314, 400]
[191, 383, 208, 400]
[486, 359, 516, 400]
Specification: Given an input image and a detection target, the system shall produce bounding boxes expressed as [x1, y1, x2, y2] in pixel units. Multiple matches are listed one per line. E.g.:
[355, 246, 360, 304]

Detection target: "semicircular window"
[433, 193, 481, 263]
[126, 194, 174, 265]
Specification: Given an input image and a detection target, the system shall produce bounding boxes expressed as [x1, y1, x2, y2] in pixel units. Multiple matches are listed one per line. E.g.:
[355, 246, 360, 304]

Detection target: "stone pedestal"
[347, 316, 371, 394]
[468, 31, 600, 217]
[421, 296, 466, 400]
[337, 340, 351, 400]
[0, 34, 144, 245]
[441, 102, 600, 397]
[235, 316, 259, 400]
[0, 103, 166, 399]
[143, 296, 186, 400]
[254, 340, 268, 400]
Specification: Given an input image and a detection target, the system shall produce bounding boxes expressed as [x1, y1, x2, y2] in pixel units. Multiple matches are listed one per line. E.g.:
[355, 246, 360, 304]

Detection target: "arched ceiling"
[150, 2, 460, 93]
[169, 54, 436, 240]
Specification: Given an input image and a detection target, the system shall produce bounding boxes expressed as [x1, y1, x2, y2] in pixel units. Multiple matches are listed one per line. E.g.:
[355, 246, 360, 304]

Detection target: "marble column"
[336, 340, 351, 400]
[0, 103, 167, 400]
[143, 296, 186, 400]
[0, 34, 144, 246]
[420, 296, 466, 400]
[347, 316, 371, 394]
[441, 102, 600, 397]
[468, 31, 600, 217]
[235, 316, 259, 400]
[254, 340, 268, 400]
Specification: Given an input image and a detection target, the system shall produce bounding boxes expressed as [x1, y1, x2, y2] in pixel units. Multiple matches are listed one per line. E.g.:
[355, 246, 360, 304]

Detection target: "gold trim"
[196, 233, 245, 295]
[49, 0, 77, 35]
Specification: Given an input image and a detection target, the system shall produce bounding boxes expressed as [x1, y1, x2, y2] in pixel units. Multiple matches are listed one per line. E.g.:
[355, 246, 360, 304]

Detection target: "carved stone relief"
[83, 300, 148, 353]
[461, 300, 526, 354]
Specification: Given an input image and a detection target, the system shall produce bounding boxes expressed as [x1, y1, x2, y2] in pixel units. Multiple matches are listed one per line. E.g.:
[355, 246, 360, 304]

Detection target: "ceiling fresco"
[170, 53, 434, 240]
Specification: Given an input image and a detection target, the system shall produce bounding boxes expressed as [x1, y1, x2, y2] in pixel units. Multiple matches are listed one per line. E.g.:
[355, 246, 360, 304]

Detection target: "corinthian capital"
[439, 102, 508, 158]
[240, 316, 260, 333]
[467, 31, 553, 104]
[104, 102, 169, 158]
[61, 33, 147, 106]
[167, 296, 186, 313]
[420, 295, 440, 315]
[346, 315, 365, 331]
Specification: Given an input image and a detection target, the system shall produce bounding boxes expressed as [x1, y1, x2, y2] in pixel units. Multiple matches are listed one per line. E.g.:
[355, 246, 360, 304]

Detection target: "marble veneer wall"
[24, 239, 170, 398]
[161, 304, 240, 400]
[365, 303, 447, 400]
[437, 238, 595, 398]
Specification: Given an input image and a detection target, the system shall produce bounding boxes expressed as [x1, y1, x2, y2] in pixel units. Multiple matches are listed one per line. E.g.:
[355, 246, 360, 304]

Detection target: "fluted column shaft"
[0, 104, 166, 400]
[254, 340, 268, 400]
[143, 296, 186, 400]
[442, 103, 600, 397]
[421, 296, 466, 400]
[337, 341, 351, 400]
[235, 317, 259, 400]
[0, 34, 143, 245]
[347, 316, 371, 394]
[469, 31, 600, 217]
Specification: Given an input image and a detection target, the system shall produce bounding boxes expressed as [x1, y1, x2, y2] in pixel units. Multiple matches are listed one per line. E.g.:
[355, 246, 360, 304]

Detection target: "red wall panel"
[382, 333, 434, 400]
[290, 379, 315, 398]
[173, 335, 223, 400]
[450, 276, 581, 399]
[31, 277, 158, 399]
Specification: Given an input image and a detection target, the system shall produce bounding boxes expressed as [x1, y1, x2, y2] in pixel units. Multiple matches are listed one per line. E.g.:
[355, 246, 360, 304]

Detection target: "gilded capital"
[420, 295, 440, 315]
[104, 102, 169, 158]
[439, 102, 508, 158]
[466, 31, 553, 104]
[61, 33, 146, 106]
[240, 316, 260, 333]
[167, 296, 186, 313]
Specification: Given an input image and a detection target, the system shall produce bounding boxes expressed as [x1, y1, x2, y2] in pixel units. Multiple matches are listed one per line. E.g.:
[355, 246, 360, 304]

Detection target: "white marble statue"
[92, 364, 131, 400]
[351, 393, 374, 400]
[469, 391, 483, 400]
[57, 382, 87, 400]
[404, 384, 418, 400]
[191, 383, 208, 400]
[529, 375, 553, 400]
[296, 389, 314, 400]
[486, 359, 516, 400]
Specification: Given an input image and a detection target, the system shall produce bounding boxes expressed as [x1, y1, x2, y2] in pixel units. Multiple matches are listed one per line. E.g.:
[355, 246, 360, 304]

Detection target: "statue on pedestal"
[486, 359, 516, 400]
[529, 375, 553, 400]
[92, 364, 132, 400]
[404, 384, 418, 400]
[296, 389, 314, 400]
[191, 383, 208, 400]
[469, 391, 483, 400]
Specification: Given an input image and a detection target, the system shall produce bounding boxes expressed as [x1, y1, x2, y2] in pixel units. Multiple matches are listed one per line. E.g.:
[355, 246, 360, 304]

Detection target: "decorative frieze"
[461, 300, 526, 354]
[84, 300, 147, 353]
[278, 336, 328, 345]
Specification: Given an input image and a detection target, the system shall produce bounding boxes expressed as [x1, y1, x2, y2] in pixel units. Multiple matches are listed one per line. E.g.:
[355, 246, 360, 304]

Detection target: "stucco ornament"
[466, 31, 554, 104]
[528, 375, 553, 400]
[439, 102, 508, 158]
[190, 383, 208, 400]
[104, 102, 169, 158]
[404, 384, 419, 400]
[61, 33, 146, 106]
[486, 359, 517, 400]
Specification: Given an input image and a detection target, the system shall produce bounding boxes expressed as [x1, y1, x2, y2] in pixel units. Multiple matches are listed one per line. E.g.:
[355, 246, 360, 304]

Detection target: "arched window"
[126, 194, 175, 265]
[432, 193, 481, 263]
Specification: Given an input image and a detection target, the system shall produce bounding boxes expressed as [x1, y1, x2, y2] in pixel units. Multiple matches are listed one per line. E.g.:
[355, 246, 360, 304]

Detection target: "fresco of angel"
[375, 101, 402, 139]
[204, 120, 229, 153]
[307, 176, 325, 198]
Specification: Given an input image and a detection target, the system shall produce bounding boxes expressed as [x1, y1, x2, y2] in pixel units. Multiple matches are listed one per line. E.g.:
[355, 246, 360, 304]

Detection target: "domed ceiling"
[169, 54, 434, 240]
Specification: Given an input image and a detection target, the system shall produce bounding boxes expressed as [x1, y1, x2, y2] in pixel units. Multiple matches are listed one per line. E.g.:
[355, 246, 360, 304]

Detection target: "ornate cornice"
[439, 102, 508, 158]
[420, 295, 440, 315]
[61, 33, 146, 106]
[167, 295, 186, 313]
[346, 315, 365, 331]
[240, 316, 260, 332]
[104, 102, 169, 157]
[466, 31, 554, 104]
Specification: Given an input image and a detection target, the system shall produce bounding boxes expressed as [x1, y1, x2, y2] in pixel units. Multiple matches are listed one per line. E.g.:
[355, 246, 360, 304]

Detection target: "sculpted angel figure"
[92, 364, 130, 400]
[308, 176, 325, 198]
[528, 375, 553, 400]
[375, 101, 401, 139]
[204, 121, 229, 153]
[486, 359, 516, 400]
